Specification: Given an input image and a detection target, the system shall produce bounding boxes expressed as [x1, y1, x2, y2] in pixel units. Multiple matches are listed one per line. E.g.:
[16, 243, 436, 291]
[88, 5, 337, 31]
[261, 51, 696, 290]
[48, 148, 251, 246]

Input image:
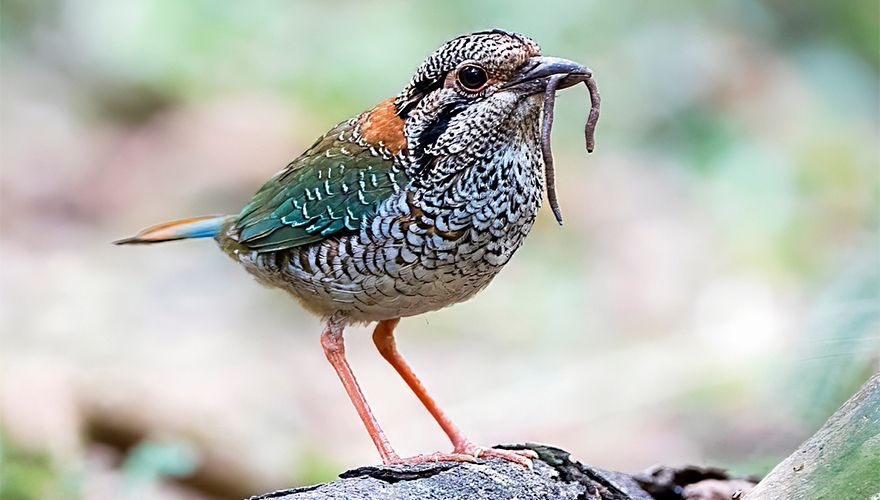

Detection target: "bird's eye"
[457, 65, 488, 91]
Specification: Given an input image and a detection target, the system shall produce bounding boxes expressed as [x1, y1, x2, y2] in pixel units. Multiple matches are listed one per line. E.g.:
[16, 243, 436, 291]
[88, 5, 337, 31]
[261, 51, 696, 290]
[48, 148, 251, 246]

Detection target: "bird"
[117, 29, 599, 467]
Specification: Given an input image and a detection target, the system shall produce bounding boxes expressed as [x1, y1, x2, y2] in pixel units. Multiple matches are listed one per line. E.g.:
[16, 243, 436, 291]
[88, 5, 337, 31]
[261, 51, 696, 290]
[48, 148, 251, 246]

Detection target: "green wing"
[235, 122, 407, 252]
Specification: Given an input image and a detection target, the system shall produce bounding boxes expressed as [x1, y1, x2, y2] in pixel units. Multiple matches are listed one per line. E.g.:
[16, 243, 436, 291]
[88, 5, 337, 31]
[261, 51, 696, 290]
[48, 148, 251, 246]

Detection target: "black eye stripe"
[397, 63, 485, 118]
[413, 103, 467, 166]
[397, 75, 447, 118]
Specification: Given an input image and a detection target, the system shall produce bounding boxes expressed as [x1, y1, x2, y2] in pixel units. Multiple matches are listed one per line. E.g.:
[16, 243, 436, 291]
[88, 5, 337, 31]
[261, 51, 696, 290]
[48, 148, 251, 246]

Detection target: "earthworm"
[541, 73, 600, 225]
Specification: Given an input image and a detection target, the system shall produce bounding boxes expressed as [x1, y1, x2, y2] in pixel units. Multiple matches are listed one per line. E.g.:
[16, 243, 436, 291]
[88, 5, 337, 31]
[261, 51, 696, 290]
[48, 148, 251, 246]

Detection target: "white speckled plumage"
[221, 32, 548, 323]
[119, 28, 598, 467]
[227, 97, 544, 322]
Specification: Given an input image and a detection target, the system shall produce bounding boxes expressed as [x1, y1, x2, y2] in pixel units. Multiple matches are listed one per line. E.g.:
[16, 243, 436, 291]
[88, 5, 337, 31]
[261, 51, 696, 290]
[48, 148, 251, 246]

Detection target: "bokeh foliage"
[1, 0, 877, 498]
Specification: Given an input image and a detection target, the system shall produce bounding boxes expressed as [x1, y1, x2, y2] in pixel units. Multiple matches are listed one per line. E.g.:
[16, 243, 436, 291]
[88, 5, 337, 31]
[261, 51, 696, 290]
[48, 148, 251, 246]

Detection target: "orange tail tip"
[114, 215, 229, 245]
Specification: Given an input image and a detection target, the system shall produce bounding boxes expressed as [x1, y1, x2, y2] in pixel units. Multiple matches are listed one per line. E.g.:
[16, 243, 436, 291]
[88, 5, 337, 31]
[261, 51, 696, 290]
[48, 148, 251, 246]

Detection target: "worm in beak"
[540, 71, 601, 225]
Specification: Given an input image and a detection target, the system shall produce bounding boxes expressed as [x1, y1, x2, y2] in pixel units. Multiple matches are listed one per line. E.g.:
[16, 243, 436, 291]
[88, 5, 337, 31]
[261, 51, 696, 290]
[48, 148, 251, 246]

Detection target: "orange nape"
[358, 98, 407, 155]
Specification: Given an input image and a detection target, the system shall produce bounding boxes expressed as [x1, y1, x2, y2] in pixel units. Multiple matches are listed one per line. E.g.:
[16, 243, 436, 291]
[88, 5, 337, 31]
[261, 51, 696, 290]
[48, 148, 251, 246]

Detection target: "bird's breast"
[401, 136, 545, 271]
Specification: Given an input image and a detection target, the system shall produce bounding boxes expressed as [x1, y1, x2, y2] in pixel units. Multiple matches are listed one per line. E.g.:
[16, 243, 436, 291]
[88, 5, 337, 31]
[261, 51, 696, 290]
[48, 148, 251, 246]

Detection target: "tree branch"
[248, 373, 879, 499]
[745, 371, 880, 499]
[249, 445, 751, 500]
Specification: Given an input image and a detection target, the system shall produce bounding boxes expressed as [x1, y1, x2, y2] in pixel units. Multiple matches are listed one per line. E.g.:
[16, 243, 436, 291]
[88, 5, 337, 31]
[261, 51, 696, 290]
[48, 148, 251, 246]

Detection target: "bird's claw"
[456, 443, 537, 468]
[385, 452, 479, 465]
[384, 445, 537, 468]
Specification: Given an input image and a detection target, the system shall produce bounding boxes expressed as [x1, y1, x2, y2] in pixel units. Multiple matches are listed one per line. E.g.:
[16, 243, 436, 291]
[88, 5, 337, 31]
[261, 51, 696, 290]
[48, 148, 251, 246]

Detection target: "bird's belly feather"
[225, 185, 540, 323]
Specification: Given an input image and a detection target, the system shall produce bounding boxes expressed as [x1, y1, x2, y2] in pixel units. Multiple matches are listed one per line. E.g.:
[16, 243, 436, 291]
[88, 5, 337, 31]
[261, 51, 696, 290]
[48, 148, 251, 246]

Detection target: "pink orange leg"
[321, 318, 478, 466]
[321, 319, 398, 463]
[372, 319, 537, 467]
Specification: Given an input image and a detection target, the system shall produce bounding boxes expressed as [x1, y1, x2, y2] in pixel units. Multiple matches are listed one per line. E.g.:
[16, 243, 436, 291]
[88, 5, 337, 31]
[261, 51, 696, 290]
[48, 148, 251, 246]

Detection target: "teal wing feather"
[235, 122, 407, 252]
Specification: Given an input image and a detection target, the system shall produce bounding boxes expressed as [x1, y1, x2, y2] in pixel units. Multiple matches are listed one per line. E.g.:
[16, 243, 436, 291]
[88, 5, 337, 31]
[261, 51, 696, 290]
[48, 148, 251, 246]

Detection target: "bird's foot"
[455, 443, 537, 468]
[384, 445, 537, 468]
[385, 452, 480, 465]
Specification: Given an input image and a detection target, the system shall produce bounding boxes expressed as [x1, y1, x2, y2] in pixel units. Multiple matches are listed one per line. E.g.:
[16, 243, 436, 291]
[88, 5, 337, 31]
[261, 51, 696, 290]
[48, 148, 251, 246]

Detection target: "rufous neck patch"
[358, 98, 407, 155]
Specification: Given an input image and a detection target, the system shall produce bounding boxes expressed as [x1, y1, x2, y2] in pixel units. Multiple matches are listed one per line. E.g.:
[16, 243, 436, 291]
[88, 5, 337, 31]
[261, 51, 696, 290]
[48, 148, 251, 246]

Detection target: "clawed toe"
[475, 448, 535, 468]
[386, 452, 479, 465]
[384, 446, 537, 468]
[456, 444, 537, 468]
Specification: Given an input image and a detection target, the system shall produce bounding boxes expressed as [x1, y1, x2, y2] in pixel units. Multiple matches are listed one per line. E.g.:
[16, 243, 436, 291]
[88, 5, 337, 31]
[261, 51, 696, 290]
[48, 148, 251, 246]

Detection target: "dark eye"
[457, 65, 488, 91]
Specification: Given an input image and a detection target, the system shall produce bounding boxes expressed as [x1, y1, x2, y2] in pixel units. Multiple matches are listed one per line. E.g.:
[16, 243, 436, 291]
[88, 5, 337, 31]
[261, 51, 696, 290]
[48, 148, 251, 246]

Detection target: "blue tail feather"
[115, 215, 230, 245]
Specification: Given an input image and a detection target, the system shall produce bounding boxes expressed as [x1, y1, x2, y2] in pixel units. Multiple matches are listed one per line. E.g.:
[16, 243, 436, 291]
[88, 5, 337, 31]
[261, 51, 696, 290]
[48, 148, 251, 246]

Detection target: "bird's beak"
[504, 56, 592, 94]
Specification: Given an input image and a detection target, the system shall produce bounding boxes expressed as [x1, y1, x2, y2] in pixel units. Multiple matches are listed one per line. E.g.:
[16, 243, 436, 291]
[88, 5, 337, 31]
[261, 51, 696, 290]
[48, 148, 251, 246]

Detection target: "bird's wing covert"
[235, 122, 407, 252]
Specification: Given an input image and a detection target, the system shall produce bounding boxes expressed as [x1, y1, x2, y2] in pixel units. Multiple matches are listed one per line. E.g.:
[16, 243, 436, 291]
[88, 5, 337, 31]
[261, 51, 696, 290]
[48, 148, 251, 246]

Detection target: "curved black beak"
[505, 56, 593, 93]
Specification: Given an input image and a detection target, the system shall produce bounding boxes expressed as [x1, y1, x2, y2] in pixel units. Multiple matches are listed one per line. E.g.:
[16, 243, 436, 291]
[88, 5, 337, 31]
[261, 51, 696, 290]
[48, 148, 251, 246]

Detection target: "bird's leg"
[321, 318, 399, 463]
[321, 318, 479, 466]
[372, 319, 537, 467]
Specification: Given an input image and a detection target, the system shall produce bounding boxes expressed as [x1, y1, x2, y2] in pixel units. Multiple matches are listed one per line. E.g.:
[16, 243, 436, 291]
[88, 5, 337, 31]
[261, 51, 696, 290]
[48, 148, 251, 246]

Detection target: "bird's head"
[359, 29, 592, 167]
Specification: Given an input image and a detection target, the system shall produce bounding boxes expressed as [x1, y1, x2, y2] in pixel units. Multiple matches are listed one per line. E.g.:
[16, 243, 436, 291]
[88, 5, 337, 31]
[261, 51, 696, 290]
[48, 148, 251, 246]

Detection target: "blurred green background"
[1, 0, 878, 498]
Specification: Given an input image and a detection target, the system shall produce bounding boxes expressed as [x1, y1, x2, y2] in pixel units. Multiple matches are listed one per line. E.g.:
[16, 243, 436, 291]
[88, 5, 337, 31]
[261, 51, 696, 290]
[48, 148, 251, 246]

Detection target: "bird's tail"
[114, 215, 231, 245]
